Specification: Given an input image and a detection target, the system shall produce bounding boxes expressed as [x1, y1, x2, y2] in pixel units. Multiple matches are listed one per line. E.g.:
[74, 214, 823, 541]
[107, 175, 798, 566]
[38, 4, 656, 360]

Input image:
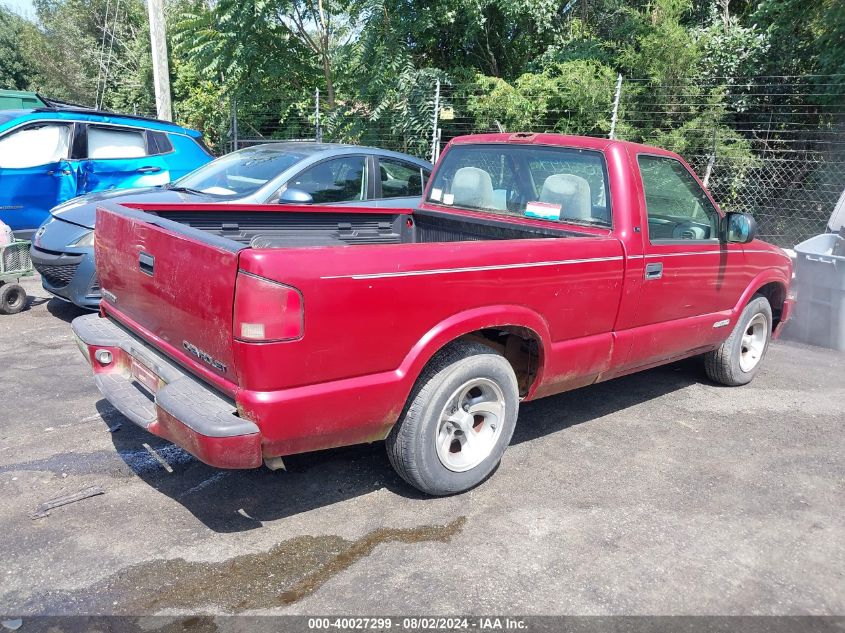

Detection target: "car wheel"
[704, 295, 772, 386]
[386, 341, 519, 496]
[0, 283, 26, 315]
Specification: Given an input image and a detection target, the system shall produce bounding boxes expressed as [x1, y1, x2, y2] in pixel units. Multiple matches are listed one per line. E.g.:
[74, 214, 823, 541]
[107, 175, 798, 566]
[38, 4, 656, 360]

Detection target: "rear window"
[426, 144, 611, 226]
[379, 158, 428, 198]
[147, 130, 174, 155]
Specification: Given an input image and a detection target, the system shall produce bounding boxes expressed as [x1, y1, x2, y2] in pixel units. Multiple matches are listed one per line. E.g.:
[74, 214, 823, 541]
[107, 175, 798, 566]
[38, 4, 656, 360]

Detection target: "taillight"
[234, 271, 303, 342]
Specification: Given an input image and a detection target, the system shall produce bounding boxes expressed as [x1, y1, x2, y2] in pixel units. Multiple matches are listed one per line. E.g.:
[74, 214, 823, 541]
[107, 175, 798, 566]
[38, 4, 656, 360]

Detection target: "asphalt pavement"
[1, 275, 843, 616]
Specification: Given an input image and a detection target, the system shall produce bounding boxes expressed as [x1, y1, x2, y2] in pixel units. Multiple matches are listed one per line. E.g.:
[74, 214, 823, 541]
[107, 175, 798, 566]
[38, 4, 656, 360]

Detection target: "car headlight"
[69, 230, 95, 247]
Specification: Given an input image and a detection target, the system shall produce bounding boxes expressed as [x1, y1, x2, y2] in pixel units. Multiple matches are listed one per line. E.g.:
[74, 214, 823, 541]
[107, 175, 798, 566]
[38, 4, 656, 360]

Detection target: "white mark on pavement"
[180, 472, 229, 498]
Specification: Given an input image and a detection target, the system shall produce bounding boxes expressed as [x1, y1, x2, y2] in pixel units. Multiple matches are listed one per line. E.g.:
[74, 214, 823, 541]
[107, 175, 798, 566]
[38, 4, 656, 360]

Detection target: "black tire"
[0, 283, 26, 315]
[704, 295, 772, 386]
[386, 341, 519, 496]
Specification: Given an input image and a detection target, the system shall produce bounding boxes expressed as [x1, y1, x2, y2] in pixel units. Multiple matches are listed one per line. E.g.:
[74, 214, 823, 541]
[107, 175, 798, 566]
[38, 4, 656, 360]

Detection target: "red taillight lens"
[234, 271, 303, 342]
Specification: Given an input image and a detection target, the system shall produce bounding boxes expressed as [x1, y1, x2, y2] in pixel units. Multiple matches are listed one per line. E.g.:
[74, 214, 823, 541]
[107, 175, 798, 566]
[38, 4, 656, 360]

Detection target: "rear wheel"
[0, 283, 26, 315]
[386, 341, 519, 496]
[704, 295, 772, 386]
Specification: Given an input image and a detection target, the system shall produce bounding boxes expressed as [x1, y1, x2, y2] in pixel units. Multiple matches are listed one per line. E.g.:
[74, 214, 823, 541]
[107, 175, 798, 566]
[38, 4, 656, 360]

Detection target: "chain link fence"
[689, 153, 845, 247]
[220, 75, 844, 248]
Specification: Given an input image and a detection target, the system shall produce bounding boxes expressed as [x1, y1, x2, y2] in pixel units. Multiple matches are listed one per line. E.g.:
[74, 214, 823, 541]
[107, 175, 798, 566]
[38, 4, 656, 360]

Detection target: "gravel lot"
[1, 274, 843, 616]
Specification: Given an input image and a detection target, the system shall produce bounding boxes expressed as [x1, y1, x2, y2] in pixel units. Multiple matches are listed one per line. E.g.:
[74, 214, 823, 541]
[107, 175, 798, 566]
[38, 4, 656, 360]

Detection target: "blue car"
[0, 105, 212, 233]
[31, 142, 432, 308]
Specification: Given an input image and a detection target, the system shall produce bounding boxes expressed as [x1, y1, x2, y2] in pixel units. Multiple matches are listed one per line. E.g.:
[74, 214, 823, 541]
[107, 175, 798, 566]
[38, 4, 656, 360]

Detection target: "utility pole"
[148, 0, 172, 121]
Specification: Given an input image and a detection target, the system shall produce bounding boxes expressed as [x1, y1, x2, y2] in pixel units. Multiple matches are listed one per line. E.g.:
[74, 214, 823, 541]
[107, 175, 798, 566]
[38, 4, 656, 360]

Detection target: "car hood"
[50, 187, 220, 229]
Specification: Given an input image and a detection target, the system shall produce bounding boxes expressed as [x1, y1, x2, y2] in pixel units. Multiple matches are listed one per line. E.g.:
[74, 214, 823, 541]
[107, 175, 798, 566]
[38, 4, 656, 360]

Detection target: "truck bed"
[148, 207, 580, 248]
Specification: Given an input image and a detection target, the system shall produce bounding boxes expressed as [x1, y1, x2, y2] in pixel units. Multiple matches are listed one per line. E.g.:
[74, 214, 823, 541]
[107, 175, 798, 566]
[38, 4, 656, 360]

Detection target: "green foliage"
[619, 0, 700, 84]
[695, 14, 769, 82]
[816, 0, 845, 94]
[324, 60, 443, 156]
[354, 0, 569, 80]
[468, 60, 618, 136]
[19, 0, 151, 110]
[170, 56, 228, 150]
[0, 6, 34, 90]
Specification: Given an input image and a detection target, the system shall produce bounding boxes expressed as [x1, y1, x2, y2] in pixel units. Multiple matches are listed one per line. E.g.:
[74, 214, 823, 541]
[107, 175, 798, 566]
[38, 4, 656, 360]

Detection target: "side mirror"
[278, 188, 313, 204]
[724, 212, 757, 244]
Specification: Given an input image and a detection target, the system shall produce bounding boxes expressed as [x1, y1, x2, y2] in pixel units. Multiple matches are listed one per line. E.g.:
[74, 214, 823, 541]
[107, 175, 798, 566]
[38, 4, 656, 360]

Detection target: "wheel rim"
[7, 289, 22, 308]
[739, 313, 768, 372]
[435, 378, 506, 473]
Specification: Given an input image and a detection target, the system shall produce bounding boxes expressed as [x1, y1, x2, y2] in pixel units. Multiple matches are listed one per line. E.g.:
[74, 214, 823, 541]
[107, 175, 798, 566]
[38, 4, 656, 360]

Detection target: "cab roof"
[448, 132, 679, 158]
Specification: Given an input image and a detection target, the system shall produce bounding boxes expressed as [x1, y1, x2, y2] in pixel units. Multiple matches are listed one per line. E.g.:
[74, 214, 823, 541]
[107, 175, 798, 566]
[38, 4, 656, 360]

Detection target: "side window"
[86, 125, 146, 159]
[289, 156, 368, 204]
[0, 123, 71, 168]
[147, 130, 173, 155]
[638, 155, 720, 241]
[379, 158, 427, 198]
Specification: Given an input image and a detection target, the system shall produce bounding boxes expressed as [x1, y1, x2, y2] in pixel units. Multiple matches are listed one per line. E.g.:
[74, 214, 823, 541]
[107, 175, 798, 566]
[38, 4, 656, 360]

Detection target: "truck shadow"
[105, 358, 705, 533]
[510, 357, 705, 446]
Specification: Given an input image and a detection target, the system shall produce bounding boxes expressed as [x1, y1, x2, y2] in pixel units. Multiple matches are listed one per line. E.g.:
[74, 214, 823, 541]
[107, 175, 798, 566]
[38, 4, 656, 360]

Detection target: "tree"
[467, 60, 618, 136]
[21, 0, 151, 110]
[176, 0, 358, 109]
[0, 6, 34, 90]
[355, 0, 570, 80]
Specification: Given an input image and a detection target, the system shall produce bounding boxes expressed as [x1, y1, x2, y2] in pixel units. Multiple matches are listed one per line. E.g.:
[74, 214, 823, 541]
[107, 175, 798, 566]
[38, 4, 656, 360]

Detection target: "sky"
[3, 0, 35, 18]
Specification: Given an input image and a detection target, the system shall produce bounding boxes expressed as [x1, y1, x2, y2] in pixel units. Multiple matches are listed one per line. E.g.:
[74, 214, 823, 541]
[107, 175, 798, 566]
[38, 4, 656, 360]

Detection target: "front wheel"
[704, 295, 772, 386]
[386, 341, 519, 496]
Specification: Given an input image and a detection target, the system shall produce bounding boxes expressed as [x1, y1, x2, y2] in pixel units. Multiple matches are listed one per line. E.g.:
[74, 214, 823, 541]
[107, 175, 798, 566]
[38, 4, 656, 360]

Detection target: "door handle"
[47, 169, 72, 176]
[137, 166, 162, 174]
[139, 252, 155, 276]
[644, 262, 663, 280]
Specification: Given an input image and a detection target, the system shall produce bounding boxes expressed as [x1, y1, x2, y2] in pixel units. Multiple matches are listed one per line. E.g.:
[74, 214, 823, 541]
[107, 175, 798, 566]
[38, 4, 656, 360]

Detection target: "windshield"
[426, 144, 611, 226]
[174, 147, 307, 199]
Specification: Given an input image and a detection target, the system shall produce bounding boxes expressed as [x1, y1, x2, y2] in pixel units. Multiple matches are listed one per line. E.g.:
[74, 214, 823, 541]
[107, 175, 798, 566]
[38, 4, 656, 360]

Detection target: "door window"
[638, 155, 720, 241]
[0, 124, 71, 168]
[289, 156, 368, 203]
[379, 158, 428, 198]
[87, 125, 147, 159]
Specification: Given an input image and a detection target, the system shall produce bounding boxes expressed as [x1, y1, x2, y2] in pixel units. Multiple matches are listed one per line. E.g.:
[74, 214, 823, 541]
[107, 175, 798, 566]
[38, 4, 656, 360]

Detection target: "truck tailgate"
[95, 202, 244, 385]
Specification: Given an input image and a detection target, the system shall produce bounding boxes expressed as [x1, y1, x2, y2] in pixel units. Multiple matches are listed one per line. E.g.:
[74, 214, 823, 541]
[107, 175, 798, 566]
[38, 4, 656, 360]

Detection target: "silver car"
[31, 142, 433, 308]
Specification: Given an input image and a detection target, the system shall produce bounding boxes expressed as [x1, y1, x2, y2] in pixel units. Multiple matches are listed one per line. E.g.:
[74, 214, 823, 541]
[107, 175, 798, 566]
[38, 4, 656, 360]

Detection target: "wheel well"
[456, 327, 541, 397]
[754, 282, 787, 329]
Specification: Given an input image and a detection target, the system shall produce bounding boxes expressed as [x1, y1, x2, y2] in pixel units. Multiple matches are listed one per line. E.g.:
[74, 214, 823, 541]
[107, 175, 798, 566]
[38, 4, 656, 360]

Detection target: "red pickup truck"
[72, 133, 793, 495]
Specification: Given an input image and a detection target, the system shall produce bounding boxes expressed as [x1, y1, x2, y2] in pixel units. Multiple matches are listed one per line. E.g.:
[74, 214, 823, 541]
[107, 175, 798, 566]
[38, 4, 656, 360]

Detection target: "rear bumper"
[72, 313, 262, 469]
